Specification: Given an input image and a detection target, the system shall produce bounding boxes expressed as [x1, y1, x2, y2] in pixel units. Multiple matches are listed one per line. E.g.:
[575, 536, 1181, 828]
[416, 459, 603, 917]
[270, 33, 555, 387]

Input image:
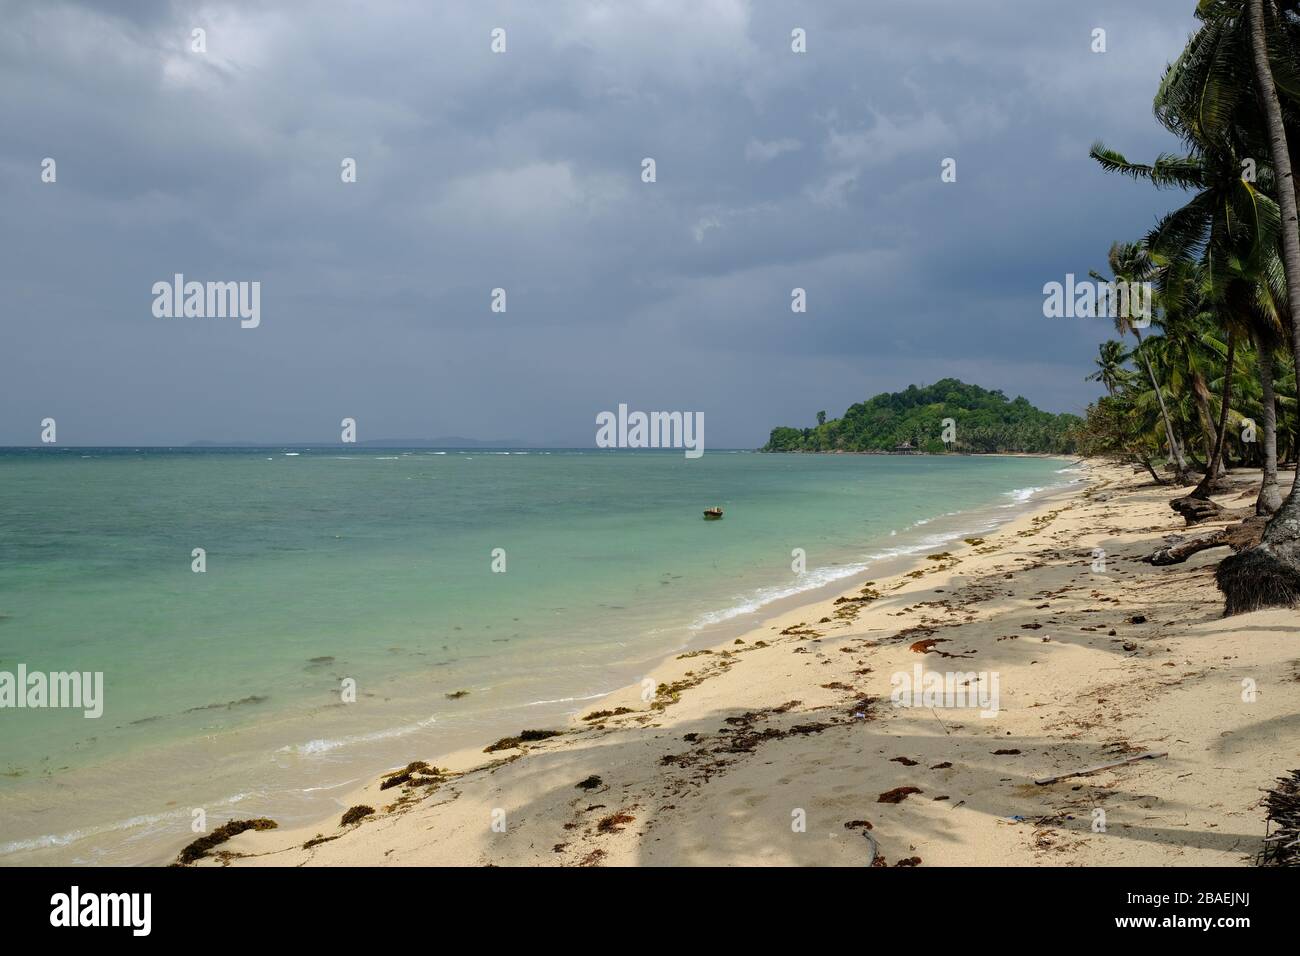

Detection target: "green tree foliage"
[762, 379, 1081, 454]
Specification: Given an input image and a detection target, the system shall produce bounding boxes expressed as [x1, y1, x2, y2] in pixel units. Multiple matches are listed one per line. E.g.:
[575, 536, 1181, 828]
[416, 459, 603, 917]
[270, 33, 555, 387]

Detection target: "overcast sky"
[0, 0, 1199, 447]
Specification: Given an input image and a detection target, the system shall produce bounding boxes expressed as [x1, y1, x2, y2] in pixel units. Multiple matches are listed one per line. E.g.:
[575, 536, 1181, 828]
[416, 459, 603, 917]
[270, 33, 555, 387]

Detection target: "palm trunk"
[1218, 0, 1300, 613]
[1256, 336, 1283, 514]
[1138, 453, 1167, 485]
[1134, 329, 1192, 483]
[1192, 328, 1237, 498]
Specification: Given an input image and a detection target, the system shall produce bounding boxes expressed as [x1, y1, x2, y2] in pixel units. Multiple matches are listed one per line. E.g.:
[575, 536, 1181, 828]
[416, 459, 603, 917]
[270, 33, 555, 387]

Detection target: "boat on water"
[703, 507, 723, 520]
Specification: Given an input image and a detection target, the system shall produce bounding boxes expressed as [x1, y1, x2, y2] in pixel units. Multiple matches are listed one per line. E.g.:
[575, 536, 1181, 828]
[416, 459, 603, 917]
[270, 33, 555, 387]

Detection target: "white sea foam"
[1002, 485, 1046, 505]
[685, 486, 1061, 634]
[518, 691, 611, 708]
[0, 790, 256, 858]
[282, 715, 437, 756]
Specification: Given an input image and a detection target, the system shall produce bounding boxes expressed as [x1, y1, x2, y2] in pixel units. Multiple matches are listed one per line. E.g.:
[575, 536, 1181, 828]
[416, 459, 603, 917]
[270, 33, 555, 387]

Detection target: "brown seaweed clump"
[340, 805, 374, 827]
[484, 729, 563, 753]
[581, 707, 634, 721]
[379, 760, 441, 790]
[596, 811, 635, 833]
[175, 818, 277, 865]
[877, 786, 922, 804]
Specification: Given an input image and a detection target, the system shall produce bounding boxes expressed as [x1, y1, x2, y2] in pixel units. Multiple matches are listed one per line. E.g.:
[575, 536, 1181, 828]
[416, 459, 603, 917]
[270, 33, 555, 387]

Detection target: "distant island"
[763, 379, 1080, 454]
[186, 437, 533, 449]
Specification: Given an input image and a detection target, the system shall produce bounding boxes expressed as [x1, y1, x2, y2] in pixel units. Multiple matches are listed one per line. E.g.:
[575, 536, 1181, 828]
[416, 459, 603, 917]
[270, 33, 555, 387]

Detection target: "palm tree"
[1246, 248, 1290, 511]
[1207, 0, 1300, 611]
[1087, 340, 1132, 395]
[1089, 140, 1280, 497]
[1089, 241, 1194, 482]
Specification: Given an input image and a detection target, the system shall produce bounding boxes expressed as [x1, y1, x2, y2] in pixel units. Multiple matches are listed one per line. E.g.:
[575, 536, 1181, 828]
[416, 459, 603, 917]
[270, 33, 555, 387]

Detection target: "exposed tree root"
[1258, 770, 1300, 867]
[1217, 540, 1300, 615]
[1170, 495, 1224, 525]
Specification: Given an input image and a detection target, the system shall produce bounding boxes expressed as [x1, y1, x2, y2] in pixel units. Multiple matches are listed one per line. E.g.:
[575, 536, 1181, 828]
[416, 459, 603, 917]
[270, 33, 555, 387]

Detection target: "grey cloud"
[0, 0, 1197, 446]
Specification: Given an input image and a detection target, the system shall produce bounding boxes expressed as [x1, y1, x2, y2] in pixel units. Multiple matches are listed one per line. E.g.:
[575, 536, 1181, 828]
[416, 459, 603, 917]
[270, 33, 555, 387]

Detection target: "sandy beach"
[187, 460, 1297, 867]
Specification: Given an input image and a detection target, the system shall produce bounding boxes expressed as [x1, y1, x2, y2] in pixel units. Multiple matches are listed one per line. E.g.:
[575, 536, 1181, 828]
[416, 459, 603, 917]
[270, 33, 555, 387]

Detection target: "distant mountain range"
[187, 437, 535, 448]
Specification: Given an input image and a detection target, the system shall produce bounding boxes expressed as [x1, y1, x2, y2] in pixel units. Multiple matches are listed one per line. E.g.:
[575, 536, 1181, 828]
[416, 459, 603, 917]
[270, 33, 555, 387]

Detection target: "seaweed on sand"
[340, 805, 374, 827]
[596, 811, 635, 833]
[484, 729, 563, 753]
[175, 818, 277, 865]
[877, 786, 922, 804]
[380, 760, 441, 790]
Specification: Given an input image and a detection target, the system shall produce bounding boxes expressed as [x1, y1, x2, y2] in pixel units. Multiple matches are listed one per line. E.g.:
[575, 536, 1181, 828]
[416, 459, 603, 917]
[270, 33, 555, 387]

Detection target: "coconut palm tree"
[1089, 139, 1280, 497]
[1197, 0, 1300, 610]
[1088, 241, 1194, 482]
[1087, 340, 1132, 396]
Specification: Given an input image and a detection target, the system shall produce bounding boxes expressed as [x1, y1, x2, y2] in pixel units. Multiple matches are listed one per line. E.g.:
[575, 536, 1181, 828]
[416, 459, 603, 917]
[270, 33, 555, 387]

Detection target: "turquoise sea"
[0, 448, 1077, 864]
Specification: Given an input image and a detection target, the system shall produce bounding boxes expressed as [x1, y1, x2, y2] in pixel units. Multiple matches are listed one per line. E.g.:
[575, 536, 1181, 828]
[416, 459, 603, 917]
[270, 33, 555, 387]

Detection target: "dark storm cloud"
[0, 0, 1197, 446]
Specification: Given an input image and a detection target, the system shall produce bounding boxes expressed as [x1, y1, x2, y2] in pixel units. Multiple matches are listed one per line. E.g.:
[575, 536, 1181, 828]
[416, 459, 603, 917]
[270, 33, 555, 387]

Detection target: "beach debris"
[1033, 751, 1168, 786]
[931, 761, 952, 770]
[175, 818, 277, 865]
[576, 775, 603, 791]
[848, 695, 874, 719]
[302, 833, 340, 850]
[484, 729, 563, 752]
[582, 707, 634, 721]
[1259, 770, 1300, 867]
[1145, 515, 1265, 565]
[877, 786, 923, 804]
[891, 756, 919, 766]
[340, 805, 374, 827]
[445, 689, 470, 699]
[992, 749, 1021, 755]
[596, 811, 635, 833]
[894, 856, 922, 867]
[844, 819, 873, 830]
[380, 760, 441, 790]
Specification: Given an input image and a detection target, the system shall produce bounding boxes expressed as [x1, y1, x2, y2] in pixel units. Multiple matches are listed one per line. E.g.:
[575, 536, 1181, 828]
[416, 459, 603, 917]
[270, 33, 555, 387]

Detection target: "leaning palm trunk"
[1218, 0, 1300, 612]
[1135, 329, 1193, 483]
[1256, 336, 1284, 513]
[1191, 328, 1237, 498]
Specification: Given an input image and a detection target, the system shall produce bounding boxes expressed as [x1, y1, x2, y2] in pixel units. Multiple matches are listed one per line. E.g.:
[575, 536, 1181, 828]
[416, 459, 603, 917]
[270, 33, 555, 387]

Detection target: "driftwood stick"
[1034, 751, 1168, 786]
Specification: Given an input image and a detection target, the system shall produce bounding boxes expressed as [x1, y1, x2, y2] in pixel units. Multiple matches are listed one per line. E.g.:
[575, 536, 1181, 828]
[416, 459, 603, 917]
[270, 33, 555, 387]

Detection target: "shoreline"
[188, 455, 1300, 868]
[190, 458, 1297, 866]
[0, 456, 1079, 866]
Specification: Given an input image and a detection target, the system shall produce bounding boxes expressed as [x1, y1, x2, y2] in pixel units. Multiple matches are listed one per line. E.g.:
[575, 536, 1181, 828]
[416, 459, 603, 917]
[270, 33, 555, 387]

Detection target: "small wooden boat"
[703, 507, 723, 520]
